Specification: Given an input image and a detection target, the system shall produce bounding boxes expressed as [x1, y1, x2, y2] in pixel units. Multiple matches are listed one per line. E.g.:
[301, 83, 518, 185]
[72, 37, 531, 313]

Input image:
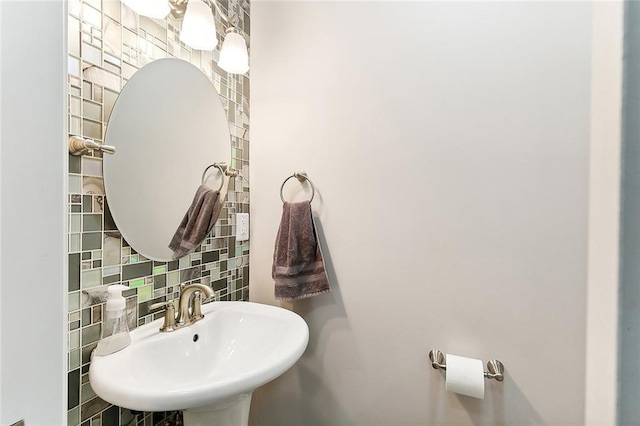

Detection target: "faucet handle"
[149, 300, 177, 332]
[191, 293, 204, 322]
[191, 291, 215, 322]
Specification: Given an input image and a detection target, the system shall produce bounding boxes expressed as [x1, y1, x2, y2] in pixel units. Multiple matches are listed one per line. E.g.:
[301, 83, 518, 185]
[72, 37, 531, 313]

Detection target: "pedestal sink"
[89, 301, 309, 426]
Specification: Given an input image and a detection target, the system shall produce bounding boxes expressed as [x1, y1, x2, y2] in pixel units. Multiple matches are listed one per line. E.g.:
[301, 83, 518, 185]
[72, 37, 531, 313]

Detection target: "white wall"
[585, 2, 623, 425]
[250, 2, 592, 424]
[0, 1, 67, 424]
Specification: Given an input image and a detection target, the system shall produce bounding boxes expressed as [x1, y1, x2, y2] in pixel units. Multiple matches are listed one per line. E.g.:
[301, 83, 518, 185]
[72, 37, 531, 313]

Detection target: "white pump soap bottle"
[94, 284, 131, 356]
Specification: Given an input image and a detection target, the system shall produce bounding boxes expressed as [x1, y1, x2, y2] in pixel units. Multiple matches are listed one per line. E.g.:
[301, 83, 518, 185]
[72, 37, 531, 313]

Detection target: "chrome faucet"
[177, 283, 214, 326]
[150, 283, 214, 332]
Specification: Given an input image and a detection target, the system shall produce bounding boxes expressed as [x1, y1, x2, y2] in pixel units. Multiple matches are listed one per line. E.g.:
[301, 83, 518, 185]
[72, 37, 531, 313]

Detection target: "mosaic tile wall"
[66, 0, 250, 424]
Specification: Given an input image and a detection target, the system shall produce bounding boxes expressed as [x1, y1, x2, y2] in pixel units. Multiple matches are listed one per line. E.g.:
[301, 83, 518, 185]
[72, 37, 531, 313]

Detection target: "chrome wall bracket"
[168, 0, 233, 24]
[68, 135, 116, 156]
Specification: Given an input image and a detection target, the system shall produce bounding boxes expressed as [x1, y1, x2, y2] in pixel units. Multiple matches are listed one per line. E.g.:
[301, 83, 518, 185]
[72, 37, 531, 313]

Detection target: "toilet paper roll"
[445, 354, 485, 399]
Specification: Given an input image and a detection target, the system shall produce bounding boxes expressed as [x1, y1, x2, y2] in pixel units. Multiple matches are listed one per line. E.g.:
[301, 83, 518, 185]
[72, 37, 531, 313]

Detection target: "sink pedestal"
[183, 393, 252, 426]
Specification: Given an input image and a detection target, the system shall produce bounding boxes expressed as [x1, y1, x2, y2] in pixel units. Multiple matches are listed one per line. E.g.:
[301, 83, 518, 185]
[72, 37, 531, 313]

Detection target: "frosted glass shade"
[122, 0, 170, 19]
[218, 32, 249, 74]
[180, 0, 218, 51]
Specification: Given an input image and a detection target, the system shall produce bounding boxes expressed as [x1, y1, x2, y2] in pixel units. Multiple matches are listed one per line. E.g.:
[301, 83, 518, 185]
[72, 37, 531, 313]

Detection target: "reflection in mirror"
[168, 181, 223, 258]
[104, 58, 231, 261]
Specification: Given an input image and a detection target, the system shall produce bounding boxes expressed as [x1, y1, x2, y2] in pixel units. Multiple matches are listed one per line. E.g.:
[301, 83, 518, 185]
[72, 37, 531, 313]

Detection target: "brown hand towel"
[169, 185, 221, 259]
[273, 201, 331, 300]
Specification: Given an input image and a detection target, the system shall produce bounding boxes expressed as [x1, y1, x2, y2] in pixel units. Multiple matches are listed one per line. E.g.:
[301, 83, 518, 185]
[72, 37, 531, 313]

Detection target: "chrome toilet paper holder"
[428, 349, 505, 382]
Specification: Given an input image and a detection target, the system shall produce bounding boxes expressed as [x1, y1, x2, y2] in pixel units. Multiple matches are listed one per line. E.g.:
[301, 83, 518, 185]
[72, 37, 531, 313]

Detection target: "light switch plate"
[236, 213, 249, 241]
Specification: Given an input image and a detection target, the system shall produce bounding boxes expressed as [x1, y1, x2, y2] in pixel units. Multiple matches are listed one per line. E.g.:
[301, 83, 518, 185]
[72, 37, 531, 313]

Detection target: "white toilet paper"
[445, 354, 485, 399]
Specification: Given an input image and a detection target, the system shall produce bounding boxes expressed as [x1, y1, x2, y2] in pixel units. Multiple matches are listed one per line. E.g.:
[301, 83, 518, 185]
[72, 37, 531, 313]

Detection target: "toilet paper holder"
[428, 349, 505, 382]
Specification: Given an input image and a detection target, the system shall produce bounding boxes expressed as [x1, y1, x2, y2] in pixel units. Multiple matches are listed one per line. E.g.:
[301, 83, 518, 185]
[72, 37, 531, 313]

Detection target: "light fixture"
[218, 29, 249, 74]
[166, 0, 249, 74]
[122, 0, 170, 19]
[179, 0, 218, 51]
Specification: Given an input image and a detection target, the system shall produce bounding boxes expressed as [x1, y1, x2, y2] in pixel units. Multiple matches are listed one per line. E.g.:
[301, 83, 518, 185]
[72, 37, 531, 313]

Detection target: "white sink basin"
[89, 301, 309, 425]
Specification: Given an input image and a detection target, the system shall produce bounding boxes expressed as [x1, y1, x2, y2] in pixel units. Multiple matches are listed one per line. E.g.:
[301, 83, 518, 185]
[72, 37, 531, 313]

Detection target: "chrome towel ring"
[201, 162, 227, 192]
[280, 171, 315, 203]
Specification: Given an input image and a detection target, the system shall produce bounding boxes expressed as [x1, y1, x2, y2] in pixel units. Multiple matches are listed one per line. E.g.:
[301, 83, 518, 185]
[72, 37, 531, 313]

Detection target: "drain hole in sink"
[193, 334, 199, 342]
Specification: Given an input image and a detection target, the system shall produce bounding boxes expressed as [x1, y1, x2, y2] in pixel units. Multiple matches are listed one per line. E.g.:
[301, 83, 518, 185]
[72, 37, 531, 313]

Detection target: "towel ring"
[201, 163, 226, 191]
[280, 171, 315, 203]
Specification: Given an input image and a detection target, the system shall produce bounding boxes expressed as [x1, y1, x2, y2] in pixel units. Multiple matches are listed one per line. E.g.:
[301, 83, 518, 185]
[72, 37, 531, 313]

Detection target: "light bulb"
[218, 31, 249, 74]
[180, 0, 218, 51]
[122, 0, 170, 19]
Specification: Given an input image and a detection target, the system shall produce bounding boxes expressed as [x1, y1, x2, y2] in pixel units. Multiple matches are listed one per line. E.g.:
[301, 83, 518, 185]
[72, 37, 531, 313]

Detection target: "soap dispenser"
[94, 284, 131, 356]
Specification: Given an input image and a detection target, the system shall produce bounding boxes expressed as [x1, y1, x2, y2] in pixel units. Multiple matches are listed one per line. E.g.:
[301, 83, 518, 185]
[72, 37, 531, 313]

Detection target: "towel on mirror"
[169, 185, 221, 259]
[273, 201, 331, 300]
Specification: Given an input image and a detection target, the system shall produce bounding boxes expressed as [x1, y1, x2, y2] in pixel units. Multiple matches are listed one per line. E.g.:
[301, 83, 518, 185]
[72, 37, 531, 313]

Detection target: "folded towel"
[273, 201, 331, 300]
[169, 185, 221, 259]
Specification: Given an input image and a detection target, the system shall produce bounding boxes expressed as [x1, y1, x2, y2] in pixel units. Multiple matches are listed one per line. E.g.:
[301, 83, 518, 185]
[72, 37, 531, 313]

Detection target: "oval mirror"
[104, 58, 231, 261]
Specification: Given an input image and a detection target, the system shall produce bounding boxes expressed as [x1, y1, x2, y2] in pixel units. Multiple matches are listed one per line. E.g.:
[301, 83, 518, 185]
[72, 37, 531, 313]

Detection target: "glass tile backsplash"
[66, 0, 250, 424]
